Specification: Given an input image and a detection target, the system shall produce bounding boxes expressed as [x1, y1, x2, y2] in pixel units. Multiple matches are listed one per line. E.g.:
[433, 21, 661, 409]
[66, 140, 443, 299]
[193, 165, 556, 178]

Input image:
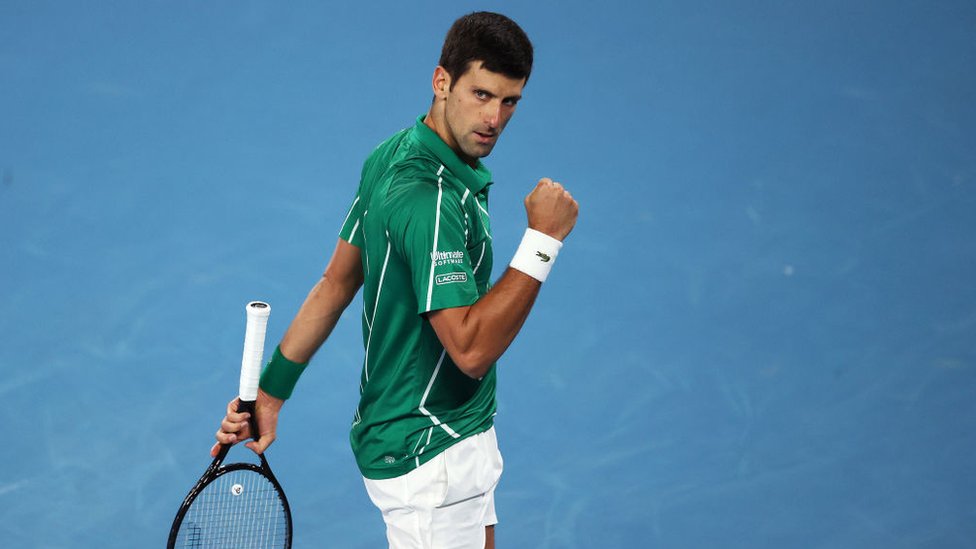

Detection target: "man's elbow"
[451, 351, 494, 380]
[320, 270, 363, 304]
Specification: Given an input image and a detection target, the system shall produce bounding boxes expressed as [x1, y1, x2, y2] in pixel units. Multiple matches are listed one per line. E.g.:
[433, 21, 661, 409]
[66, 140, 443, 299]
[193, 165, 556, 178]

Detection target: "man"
[212, 11, 578, 548]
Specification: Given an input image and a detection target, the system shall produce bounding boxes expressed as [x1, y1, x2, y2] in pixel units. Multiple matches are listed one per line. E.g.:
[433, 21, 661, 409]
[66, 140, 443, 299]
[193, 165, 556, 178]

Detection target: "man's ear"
[432, 66, 452, 100]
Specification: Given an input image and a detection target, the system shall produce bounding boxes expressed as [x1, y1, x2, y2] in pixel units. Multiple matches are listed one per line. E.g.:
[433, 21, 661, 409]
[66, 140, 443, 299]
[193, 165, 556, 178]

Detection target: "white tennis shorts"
[363, 427, 504, 549]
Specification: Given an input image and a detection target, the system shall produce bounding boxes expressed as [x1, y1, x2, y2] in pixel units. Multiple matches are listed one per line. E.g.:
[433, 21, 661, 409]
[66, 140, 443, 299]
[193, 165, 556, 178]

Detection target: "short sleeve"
[338, 191, 365, 248]
[340, 156, 379, 247]
[386, 180, 479, 314]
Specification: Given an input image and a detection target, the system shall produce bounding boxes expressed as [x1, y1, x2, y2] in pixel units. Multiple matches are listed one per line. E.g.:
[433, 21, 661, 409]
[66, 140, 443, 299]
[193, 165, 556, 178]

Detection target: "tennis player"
[212, 11, 578, 548]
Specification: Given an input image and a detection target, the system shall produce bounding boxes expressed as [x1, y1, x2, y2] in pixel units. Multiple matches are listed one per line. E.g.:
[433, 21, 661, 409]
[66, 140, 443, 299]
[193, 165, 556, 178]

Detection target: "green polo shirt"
[339, 115, 496, 480]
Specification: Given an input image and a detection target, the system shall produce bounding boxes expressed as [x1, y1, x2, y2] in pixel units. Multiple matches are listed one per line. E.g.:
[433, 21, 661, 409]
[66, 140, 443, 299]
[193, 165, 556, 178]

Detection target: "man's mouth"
[474, 131, 496, 144]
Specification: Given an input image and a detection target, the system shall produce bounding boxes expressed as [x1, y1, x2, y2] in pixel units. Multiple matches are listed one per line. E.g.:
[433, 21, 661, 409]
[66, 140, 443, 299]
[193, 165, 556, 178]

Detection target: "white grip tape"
[240, 301, 271, 402]
[509, 228, 563, 283]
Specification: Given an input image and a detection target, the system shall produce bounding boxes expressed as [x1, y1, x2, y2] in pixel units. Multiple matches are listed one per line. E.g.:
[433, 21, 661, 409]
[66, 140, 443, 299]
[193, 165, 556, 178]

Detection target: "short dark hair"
[438, 12, 534, 88]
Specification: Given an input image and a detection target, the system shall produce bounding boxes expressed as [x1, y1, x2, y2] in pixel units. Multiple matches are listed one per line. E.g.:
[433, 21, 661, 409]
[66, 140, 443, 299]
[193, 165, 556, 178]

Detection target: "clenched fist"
[525, 178, 579, 241]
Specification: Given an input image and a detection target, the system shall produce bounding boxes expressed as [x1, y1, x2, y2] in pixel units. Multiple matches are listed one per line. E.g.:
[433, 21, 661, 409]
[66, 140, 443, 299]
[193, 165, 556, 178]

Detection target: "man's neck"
[424, 107, 478, 168]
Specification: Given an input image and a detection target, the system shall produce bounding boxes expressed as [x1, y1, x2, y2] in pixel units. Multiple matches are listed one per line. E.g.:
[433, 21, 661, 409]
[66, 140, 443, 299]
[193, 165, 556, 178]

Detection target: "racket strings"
[175, 469, 288, 548]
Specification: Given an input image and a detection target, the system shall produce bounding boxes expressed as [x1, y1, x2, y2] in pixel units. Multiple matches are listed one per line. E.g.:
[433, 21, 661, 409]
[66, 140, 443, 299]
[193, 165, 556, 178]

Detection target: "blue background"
[2, 1, 974, 547]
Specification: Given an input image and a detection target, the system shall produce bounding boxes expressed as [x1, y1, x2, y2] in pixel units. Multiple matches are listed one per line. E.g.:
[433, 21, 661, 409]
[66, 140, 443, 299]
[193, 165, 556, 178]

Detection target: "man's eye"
[474, 90, 489, 100]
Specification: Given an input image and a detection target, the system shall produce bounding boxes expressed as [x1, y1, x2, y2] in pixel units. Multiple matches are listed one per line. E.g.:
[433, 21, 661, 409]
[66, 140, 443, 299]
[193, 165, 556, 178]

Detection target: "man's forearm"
[279, 239, 363, 363]
[428, 178, 578, 379]
[427, 267, 541, 378]
[279, 277, 354, 362]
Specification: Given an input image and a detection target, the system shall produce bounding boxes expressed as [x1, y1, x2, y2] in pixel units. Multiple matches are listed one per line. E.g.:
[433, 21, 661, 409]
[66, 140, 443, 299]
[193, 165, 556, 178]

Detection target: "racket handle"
[237, 399, 259, 440]
[240, 301, 271, 402]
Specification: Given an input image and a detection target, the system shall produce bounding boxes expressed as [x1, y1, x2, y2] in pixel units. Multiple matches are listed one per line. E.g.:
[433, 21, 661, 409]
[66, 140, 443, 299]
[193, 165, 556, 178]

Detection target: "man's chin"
[464, 142, 496, 160]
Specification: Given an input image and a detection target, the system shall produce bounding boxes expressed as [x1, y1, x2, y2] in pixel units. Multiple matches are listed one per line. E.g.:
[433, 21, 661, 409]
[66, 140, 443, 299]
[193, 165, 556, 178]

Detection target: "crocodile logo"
[535, 251, 551, 262]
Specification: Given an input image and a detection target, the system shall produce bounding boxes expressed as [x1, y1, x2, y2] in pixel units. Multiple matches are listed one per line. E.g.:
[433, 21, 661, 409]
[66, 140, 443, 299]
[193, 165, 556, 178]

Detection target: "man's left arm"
[427, 178, 578, 379]
[426, 267, 541, 379]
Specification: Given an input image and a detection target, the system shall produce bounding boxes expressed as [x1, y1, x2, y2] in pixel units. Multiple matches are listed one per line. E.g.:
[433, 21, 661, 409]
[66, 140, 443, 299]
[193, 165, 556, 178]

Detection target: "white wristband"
[509, 228, 563, 282]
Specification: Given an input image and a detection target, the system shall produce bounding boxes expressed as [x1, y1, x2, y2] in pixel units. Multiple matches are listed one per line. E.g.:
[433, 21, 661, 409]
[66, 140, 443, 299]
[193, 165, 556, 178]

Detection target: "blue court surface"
[2, 2, 974, 547]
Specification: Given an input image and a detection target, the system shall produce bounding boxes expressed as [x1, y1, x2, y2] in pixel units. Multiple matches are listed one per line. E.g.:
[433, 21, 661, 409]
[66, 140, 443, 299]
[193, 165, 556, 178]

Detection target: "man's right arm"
[211, 238, 363, 456]
[278, 238, 364, 363]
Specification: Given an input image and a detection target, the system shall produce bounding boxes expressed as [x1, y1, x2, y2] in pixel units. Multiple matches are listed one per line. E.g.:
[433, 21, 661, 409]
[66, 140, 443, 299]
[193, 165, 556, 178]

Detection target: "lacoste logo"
[535, 251, 551, 262]
[435, 272, 468, 285]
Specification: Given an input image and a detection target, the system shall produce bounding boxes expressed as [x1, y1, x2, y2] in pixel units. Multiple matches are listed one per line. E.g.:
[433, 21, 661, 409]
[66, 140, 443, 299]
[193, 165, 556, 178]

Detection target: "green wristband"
[259, 346, 309, 400]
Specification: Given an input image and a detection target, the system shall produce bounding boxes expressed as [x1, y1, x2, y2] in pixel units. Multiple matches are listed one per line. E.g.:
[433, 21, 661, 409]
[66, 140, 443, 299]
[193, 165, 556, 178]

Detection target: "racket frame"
[167, 301, 293, 548]
[167, 400, 293, 548]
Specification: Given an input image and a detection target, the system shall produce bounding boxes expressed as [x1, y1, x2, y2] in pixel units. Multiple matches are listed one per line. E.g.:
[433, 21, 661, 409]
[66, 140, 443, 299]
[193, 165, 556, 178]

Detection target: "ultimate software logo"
[431, 250, 465, 266]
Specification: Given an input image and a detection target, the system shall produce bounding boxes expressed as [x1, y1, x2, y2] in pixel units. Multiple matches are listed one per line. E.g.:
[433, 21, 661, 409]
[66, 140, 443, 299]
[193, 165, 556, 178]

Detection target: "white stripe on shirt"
[363, 237, 391, 382]
[424, 166, 446, 312]
[419, 350, 461, 439]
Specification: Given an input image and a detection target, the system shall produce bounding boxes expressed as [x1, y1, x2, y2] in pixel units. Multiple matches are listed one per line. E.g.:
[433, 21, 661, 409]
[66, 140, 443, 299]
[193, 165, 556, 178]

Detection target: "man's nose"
[484, 102, 502, 128]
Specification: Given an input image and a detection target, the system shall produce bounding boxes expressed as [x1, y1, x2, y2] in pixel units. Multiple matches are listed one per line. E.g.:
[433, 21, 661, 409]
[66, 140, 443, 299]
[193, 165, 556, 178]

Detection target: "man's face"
[440, 62, 525, 164]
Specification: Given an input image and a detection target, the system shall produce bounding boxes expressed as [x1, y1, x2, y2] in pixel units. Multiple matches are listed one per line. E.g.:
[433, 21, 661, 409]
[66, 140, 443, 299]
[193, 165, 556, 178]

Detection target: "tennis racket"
[167, 301, 293, 549]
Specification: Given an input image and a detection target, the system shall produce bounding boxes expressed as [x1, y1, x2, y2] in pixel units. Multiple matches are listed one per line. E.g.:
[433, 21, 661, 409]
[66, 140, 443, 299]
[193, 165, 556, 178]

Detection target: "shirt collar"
[412, 115, 493, 194]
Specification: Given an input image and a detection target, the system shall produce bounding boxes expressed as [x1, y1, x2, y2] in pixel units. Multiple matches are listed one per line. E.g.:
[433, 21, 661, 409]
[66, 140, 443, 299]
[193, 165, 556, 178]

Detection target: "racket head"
[167, 459, 292, 548]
